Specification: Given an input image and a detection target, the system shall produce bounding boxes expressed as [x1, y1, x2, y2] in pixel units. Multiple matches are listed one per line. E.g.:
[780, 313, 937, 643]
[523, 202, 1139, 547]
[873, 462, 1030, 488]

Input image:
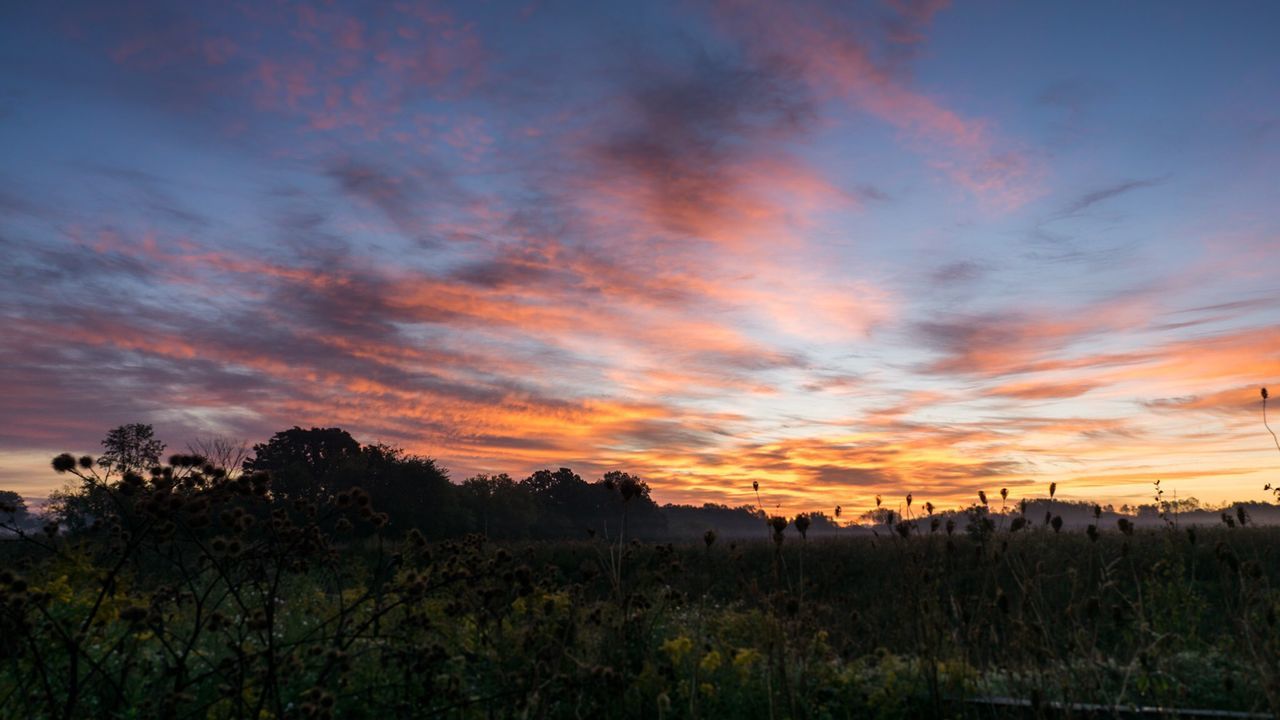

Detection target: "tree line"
[26, 423, 832, 541]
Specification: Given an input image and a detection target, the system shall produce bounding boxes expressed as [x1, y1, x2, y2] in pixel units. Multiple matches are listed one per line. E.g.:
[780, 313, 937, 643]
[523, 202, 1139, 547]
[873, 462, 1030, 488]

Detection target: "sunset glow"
[2, 1, 1278, 513]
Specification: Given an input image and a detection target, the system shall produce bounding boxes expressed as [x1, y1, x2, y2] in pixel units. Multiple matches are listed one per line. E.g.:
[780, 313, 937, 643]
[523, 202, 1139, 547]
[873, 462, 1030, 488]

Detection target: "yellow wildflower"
[699, 650, 723, 673]
[660, 635, 693, 664]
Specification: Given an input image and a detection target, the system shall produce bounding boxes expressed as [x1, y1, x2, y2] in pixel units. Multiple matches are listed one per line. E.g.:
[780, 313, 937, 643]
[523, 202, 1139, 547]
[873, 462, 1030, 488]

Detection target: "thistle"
[794, 513, 811, 539]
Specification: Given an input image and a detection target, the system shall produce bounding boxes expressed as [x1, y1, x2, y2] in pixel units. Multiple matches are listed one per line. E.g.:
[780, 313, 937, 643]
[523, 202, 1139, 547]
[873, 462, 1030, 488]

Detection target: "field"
[3, 463, 1279, 719]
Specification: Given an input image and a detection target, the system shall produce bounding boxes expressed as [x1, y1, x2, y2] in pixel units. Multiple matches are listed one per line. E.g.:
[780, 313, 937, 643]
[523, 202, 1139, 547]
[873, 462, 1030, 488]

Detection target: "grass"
[3, 481, 1280, 718]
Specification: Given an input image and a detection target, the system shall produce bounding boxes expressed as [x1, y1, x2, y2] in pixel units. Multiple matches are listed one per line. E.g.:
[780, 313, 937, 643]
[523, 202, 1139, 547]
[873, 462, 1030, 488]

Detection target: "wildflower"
[752, 480, 759, 492]
[1093, 504, 1102, 519]
[661, 635, 693, 664]
[906, 493, 913, 508]
[1264, 387, 1270, 400]
[699, 650, 723, 673]
[835, 505, 842, 519]
[930, 517, 940, 533]
[1010, 517, 1027, 533]
[1000, 487, 1008, 502]
[733, 648, 761, 671]
[1086, 524, 1098, 542]
[51, 454, 77, 473]
[978, 490, 988, 506]
[78, 455, 94, 469]
[704, 529, 716, 548]
[875, 494, 882, 508]
[1051, 516, 1063, 533]
[925, 501, 934, 515]
[945, 518, 956, 536]
[1236, 506, 1249, 527]
[1049, 482, 1057, 499]
[769, 515, 788, 534]
[1117, 518, 1134, 536]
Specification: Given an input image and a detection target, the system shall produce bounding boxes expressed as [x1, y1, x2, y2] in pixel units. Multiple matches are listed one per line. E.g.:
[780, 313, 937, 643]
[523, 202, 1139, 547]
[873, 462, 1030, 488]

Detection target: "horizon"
[2, 1, 1279, 514]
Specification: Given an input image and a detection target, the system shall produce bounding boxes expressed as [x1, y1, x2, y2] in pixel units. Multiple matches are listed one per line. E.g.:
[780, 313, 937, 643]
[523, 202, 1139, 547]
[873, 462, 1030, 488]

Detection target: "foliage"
[4, 449, 1280, 718]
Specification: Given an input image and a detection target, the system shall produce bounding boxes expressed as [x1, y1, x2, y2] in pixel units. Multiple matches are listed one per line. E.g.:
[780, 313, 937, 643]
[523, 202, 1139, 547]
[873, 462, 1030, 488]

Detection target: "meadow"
[2, 451, 1279, 719]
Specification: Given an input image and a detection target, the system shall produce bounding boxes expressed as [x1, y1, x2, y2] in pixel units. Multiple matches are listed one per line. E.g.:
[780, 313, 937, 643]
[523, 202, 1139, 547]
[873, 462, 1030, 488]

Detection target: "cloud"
[1053, 177, 1164, 219]
[704, 0, 1041, 208]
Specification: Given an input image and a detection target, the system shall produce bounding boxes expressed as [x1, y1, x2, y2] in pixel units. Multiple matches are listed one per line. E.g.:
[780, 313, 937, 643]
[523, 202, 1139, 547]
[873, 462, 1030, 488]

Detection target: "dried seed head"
[978, 490, 988, 506]
[1049, 482, 1057, 499]
[51, 453, 77, 473]
[906, 493, 913, 508]
[703, 529, 716, 547]
[1263, 387, 1270, 400]
[1051, 515, 1063, 533]
[1000, 488, 1008, 501]
[794, 513, 811, 539]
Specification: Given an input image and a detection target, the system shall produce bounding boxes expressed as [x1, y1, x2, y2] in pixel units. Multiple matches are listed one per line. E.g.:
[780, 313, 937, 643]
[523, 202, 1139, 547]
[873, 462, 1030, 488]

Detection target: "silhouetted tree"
[460, 473, 535, 538]
[0, 490, 35, 535]
[353, 443, 459, 537]
[243, 427, 362, 503]
[98, 423, 166, 477]
[48, 423, 165, 528]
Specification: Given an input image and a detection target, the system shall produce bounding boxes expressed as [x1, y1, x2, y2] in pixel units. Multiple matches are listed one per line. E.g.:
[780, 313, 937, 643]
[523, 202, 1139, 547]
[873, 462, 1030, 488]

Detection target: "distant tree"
[0, 490, 35, 535]
[98, 423, 166, 477]
[460, 473, 534, 538]
[355, 443, 458, 537]
[49, 424, 164, 529]
[520, 468, 590, 537]
[187, 436, 250, 477]
[243, 427, 362, 503]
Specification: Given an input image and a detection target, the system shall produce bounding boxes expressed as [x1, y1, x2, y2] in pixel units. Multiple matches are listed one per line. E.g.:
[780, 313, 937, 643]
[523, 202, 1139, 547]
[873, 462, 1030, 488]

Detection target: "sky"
[1, 1, 1278, 515]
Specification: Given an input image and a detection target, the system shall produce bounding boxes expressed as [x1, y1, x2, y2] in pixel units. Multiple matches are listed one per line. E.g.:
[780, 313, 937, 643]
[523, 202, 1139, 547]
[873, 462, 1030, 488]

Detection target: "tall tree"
[98, 423, 166, 477]
[242, 427, 362, 503]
